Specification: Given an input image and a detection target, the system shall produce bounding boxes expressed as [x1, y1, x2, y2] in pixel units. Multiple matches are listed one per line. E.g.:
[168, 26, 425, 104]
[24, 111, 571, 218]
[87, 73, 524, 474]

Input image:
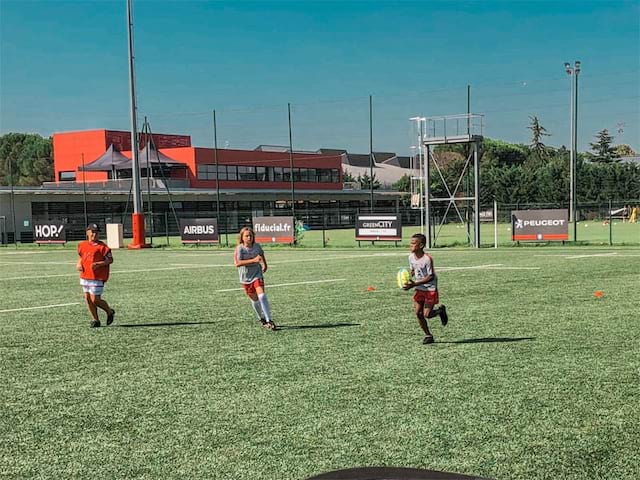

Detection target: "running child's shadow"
[277, 323, 360, 330]
[438, 337, 535, 344]
[116, 321, 217, 328]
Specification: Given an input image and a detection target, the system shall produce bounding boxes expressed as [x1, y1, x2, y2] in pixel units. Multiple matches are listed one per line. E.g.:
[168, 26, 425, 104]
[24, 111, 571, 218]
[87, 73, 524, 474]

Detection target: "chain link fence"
[3, 199, 637, 247]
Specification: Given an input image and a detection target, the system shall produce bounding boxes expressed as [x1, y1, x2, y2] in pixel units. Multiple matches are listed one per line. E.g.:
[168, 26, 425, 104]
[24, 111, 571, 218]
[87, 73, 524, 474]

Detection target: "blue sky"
[1, 0, 638, 155]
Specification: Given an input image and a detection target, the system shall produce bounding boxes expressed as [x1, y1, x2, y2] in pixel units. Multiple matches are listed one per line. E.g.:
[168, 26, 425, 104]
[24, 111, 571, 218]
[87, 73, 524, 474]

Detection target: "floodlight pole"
[81, 153, 88, 227]
[287, 103, 295, 220]
[213, 110, 223, 245]
[369, 95, 374, 213]
[127, 0, 147, 249]
[565, 60, 581, 242]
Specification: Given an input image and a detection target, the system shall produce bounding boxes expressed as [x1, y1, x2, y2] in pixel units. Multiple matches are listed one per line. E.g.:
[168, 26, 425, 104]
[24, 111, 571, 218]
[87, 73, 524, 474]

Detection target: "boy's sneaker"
[90, 320, 101, 328]
[422, 335, 434, 344]
[439, 305, 448, 326]
[259, 318, 267, 326]
[266, 321, 277, 331]
[106, 309, 116, 326]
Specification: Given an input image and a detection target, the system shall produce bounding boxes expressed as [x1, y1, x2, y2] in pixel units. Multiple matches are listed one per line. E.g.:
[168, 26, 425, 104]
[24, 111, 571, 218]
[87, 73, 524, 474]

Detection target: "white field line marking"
[0, 261, 76, 265]
[565, 253, 619, 259]
[0, 302, 81, 314]
[1, 273, 78, 281]
[533, 252, 619, 258]
[168, 253, 229, 257]
[215, 278, 346, 292]
[171, 252, 407, 268]
[0, 265, 227, 281]
[0, 259, 537, 282]
[0, 251, 72, 256]
[439, 264, 503, 271]
[484, 266, 541, 270]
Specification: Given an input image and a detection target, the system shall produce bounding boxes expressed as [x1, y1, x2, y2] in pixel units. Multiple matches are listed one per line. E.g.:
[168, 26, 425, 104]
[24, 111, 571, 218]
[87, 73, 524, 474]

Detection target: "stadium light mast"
[564, 60, 581, 242]
[126, 0, 148, 249]
[410, 116, 426, 238]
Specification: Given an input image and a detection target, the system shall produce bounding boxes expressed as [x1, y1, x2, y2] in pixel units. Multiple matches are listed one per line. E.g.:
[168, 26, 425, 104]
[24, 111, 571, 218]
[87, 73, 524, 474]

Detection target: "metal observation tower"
[409, 114, 484, 248]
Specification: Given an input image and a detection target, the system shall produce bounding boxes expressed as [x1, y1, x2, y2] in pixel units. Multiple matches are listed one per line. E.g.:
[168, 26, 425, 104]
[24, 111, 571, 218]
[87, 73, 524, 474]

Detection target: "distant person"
[402, 233, 448, 344]
[76, 224, 115, 328]
[630, 206, 638, 224]
[234, 227, 276, 330]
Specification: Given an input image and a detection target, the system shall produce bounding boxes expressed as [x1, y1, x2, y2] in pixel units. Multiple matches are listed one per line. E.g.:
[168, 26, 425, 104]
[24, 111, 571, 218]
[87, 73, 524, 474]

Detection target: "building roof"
[79, 144, 130, 171]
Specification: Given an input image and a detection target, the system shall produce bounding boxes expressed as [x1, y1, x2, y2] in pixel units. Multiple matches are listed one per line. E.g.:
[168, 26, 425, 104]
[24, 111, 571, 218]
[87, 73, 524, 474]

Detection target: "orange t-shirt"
[78, 240, 112, 282]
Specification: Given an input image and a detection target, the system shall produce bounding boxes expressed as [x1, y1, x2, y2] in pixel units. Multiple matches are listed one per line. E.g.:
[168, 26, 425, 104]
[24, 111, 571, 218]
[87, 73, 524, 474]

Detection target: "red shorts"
[413, 289, 439, 306]
[242, 279, 264, 295]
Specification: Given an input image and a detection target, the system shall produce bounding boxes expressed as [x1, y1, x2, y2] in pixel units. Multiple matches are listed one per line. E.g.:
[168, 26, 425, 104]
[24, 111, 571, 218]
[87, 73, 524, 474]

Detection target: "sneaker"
[90, 320, 101, 328]
[106, 309, 115, 326]
[422, 335, 434, 344]
[266, 321, 277, 331]
[259, 318, 267, 326]
[439, 305, 448, 326]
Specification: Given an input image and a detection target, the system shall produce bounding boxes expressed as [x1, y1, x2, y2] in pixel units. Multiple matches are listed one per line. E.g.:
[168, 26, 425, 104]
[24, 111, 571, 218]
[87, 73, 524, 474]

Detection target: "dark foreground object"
[306, 466, 493, 480]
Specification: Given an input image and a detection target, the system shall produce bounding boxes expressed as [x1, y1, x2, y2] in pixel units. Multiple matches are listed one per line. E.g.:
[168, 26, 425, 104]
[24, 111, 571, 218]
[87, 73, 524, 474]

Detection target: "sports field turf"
[1, 245, 638, 479]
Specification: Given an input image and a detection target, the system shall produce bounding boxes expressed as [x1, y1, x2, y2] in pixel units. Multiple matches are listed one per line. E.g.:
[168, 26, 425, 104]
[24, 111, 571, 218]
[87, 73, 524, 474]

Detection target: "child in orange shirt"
[76, 224, 115, 328]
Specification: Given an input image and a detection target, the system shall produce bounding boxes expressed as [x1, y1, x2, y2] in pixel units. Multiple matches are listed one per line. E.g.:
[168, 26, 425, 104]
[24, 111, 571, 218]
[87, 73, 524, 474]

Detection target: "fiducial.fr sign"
[511, 209, 568, 241]
[253, 216, 294, 243]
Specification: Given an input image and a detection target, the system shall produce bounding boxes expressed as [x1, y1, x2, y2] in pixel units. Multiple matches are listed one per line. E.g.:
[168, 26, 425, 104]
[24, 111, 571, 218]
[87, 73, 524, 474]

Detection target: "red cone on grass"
[594, 290, 604, 298]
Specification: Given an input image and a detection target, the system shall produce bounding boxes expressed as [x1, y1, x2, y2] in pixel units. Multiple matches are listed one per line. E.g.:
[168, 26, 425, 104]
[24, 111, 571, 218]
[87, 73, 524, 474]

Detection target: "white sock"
[258, 293, 272, 322]
[251, 300, 264, 320]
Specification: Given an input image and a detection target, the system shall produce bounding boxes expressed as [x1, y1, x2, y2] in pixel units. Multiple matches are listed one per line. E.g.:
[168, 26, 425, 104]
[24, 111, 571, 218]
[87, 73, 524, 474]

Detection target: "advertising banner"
[356, 215, 402, 241]
[34, 223, 66, 244]
[179, 218, 219, 243]
[511, 209, 568, 241]
[253, 216, 295, 243]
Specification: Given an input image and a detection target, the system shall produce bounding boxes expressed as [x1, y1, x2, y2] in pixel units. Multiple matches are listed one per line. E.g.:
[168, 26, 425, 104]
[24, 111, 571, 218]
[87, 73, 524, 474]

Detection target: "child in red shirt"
[76, 224, 115, 328]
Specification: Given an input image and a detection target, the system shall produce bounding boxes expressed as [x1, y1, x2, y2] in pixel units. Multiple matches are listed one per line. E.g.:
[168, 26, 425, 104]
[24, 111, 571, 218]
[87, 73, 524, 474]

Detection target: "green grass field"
[1, 245, 639, 479]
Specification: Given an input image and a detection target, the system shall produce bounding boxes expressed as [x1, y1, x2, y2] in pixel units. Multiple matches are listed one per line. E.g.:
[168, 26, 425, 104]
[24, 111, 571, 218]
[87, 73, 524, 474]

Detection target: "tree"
[392, 174, 411, 192]
[527, 115, 551, 160]
[588, 129, 617, 163]
[0, 133, 53, 185]
[358, 172, 381, 190]
[480, 138, 528, 168]
[342, 170, 356, 183]
[614, 144, 636, 157]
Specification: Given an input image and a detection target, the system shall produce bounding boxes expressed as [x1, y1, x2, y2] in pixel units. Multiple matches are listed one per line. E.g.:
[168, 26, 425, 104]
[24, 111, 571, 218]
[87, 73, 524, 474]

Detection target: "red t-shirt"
[78, 240, 112, 282]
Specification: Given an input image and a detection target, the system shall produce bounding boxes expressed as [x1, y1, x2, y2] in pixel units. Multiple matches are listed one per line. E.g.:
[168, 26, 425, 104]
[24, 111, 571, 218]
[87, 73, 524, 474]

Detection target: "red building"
[52, 129, 343, 190]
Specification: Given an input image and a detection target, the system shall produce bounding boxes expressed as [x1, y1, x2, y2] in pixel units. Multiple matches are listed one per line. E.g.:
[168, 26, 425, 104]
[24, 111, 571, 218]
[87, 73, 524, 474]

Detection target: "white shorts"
[80, 279, 105, 296]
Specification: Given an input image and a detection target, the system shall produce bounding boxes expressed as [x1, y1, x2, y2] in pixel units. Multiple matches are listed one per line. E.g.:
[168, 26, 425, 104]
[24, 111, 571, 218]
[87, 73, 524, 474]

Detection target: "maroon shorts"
[242, 279, 264, 295]
[413, 289, 439, 306]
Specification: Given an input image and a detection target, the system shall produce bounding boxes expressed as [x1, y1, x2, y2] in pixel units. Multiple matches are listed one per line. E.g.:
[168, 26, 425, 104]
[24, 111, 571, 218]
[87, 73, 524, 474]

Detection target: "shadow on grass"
[439, 337, 535, 344]
[116, 321, 217, 328]
[277, 322, 361, 330]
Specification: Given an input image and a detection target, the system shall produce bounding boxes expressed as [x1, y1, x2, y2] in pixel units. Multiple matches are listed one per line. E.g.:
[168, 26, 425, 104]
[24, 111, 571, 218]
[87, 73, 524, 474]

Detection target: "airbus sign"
[179, 218, 219, 243]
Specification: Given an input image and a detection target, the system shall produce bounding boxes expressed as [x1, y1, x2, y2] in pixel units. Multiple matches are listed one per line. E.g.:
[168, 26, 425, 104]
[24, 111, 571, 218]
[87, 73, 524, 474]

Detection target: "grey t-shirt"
[409, 252, 438, 291]
[235, 243, 264, 284]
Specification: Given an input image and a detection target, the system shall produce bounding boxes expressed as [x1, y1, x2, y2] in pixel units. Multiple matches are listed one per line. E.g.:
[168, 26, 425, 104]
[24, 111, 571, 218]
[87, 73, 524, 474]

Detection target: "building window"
[331, 169, 340, 183]
[59, 171, 76, 181]
[273, 167, 284, 182]
[226, 165, 238, 181]
[238, 166, 257, 181]
[256, 166, 266, 181]
[305, 168, 317, 182]
[197, 164, 217, 180]
[319, 169, 332, 183]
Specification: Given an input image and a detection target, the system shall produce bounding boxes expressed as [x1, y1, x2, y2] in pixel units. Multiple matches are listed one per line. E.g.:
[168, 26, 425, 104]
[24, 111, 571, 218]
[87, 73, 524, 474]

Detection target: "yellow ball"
[397, 268, 411, 288]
